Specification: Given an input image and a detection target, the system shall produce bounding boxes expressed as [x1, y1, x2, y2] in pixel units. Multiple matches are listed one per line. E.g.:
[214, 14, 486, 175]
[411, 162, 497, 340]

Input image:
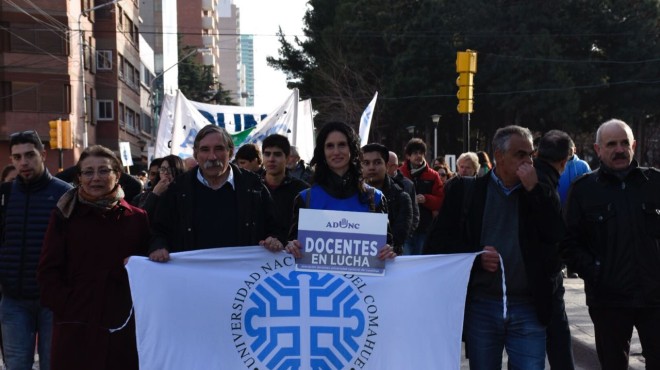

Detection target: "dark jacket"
[262, 174, 309, 242]
[381, 176, 413, 253]
[424, 173, 562, 325]
[392, 170, 419, 236]
[38, 199, 149, 370]
[149, 164, 283, 253]
[0, 170, 71, 299]
[398, 161, 444, 233]
[562, 162, 660, 308]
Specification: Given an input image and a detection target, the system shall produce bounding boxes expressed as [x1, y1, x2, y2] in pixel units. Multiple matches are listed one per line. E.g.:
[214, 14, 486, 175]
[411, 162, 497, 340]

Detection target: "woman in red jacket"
[38, 145, 149, 370]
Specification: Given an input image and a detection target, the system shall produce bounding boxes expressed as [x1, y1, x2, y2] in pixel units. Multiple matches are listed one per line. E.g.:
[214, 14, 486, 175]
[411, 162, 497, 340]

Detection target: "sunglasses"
[9, 130, 38, 139]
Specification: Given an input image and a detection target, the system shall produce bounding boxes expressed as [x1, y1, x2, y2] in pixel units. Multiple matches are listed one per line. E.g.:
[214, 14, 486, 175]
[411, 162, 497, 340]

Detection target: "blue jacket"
[0, 170, 72, 299]
[558, 154, 591, 205]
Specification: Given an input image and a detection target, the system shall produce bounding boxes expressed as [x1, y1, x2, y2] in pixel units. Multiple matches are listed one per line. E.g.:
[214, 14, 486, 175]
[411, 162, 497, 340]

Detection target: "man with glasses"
[425, 125, 560, 370]
[0, 130, 71, 370]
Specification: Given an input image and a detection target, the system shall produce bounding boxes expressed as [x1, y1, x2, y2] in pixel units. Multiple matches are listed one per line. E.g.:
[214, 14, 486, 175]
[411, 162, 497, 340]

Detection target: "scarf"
[409, 160, 427, 177]
[57, 184, 124, 219]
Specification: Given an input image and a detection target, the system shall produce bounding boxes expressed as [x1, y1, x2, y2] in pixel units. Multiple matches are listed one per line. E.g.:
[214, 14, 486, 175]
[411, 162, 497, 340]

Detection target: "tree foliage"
[268, 0, 660, 157]
[179, 45, 236, 105]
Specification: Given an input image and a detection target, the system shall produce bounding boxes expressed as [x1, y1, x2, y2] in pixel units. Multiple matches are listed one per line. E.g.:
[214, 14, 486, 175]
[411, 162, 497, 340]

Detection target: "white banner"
[358, 92, 378, 147]
[154, 90, 314, 162]
[118, 141, 133, 166]
[126, 247, 478, 370]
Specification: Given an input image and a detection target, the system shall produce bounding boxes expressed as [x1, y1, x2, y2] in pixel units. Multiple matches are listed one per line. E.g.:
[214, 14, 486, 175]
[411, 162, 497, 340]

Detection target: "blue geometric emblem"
[244, 271, 365, 370]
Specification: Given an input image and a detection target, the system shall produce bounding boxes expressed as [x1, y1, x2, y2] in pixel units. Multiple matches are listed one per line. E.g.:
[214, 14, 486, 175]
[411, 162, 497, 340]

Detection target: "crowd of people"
[0, 117, 657, 370]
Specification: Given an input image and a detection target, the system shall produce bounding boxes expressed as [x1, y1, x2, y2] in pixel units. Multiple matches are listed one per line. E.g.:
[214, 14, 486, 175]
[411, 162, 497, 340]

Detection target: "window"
[118, 54, 125, 78]
[11, 82, 37, 111]
[9, 24, 67, 55]
[96, 50, 112, 70]
[119, 103, 125, 125]
[125, 107, 135, 131]
[96, 100, 113, 120]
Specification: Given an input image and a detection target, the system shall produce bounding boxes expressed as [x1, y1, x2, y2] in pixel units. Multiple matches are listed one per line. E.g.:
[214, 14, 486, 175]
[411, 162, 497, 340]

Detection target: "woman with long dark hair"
[285, 121, 396, 260]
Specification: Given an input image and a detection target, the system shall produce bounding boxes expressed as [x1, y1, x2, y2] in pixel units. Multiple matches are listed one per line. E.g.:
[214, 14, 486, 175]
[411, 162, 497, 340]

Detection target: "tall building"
[217, 2, 240, 105]
[240, 34, 254, 106]
[0, 0, 167, 172]
[178, 0, 219, 78]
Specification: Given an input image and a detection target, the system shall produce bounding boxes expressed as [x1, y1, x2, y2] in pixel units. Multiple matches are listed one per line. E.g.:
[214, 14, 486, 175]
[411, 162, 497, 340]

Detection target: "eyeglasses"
[158, 167, 171, 173]
[80, 168, 115, 179]
[439, 173, 448, 178]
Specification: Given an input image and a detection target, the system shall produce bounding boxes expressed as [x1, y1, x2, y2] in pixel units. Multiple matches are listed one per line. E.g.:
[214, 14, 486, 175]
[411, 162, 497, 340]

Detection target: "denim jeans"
[0, 295, 52, 370]
[464, 297, 546, 370]
[403, 232, 427, 255]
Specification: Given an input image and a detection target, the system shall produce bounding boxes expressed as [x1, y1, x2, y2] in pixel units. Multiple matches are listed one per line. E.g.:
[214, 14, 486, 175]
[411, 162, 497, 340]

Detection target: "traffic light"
[48, 119, 62, 149]
[456, 50, 477, 114]
[61, 120, 73, 149]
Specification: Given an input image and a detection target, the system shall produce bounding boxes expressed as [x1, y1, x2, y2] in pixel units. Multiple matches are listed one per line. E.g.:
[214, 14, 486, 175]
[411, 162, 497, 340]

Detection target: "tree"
[178, 45, 236, 105]
[268, 0, 660, 157]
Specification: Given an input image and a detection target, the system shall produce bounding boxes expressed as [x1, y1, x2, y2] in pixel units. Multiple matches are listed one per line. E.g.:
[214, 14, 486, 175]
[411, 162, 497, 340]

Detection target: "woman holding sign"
[285, 121, 396, 260]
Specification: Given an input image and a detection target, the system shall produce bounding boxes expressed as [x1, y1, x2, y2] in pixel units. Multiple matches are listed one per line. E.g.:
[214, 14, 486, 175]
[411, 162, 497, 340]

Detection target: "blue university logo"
[231, 261, 377, 370]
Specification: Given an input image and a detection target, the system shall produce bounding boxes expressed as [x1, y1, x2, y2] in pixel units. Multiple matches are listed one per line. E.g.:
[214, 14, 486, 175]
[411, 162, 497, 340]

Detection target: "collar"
[196, 166, 235, 190]
[490, 168, 521, 196]
[597, 159, 641, 182]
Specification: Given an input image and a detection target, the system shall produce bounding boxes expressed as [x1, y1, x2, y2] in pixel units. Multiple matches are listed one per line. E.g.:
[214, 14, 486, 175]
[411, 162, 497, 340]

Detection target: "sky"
[234, 0, 309, 111]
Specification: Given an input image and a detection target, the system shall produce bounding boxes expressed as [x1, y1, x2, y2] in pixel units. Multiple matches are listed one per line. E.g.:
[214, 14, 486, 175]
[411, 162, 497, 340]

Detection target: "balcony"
[201, 14, 214, 30]
[202, 35, 214, 48]
[201, 53, 214, 66]
[202, 0, 214, 11]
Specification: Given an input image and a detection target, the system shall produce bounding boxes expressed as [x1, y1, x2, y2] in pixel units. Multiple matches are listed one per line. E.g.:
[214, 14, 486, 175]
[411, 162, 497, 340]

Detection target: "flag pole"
[292, 88, 299, 146]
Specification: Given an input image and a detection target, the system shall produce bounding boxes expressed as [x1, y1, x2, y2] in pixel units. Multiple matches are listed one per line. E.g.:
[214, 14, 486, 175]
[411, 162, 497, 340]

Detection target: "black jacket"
[562, 162, 660, 307]
[424, 173, 562, 325]
[382, 176, 412, 253]
[0, 170, 72, 299]
[392, 171, 419, 236]
[149, 164, 283, 253]
[262, 174, 309, 243]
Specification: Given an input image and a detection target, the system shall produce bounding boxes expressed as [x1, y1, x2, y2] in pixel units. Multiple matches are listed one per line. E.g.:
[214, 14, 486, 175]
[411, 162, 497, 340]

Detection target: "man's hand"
[260, 236, 284, 252]
[416, 194, 426, 204]
[149, 248, 170, 263]
[285, 240, 303, 259]
[481, 246, 500, 272]
[516, 162, 538, 192]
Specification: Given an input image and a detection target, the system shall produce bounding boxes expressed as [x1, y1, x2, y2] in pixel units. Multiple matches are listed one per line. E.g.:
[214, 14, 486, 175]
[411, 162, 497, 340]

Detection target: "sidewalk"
[563, 278, 645, 370]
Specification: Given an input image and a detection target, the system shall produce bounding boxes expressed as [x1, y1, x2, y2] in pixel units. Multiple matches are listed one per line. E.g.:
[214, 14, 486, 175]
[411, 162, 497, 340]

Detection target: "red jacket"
[38, 199, 149, 370]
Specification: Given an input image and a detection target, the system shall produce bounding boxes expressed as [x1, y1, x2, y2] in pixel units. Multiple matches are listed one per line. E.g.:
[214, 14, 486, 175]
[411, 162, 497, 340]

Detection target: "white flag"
[359, 92, 378, 147]
[127, 247, 477, 370]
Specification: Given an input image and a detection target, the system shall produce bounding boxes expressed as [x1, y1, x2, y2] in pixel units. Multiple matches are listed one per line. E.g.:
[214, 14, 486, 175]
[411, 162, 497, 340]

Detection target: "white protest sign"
[296, 209, 388, 275]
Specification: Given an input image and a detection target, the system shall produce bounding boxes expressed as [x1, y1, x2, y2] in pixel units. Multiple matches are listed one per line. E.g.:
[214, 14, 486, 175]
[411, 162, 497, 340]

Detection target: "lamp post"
[431, 114, 441, 159]
[78, 0, 121, 148]
[149, 47, 210, 131]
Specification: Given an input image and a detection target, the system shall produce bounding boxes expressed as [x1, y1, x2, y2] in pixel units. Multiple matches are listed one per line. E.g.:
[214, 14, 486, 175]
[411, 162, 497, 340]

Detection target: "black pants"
[589, 306, 660, 370]
[546, 283, 575, 370]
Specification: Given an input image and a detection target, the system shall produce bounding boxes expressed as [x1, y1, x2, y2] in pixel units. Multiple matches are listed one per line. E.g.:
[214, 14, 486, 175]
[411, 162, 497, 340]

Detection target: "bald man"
[562, 119, 660, 370]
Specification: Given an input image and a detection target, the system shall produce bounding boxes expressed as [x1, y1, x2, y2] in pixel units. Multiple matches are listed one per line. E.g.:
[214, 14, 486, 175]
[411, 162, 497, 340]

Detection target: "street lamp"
[149, 47, 210, 130]
[78, 0, 122, 148]
[431, 114, 441, 159]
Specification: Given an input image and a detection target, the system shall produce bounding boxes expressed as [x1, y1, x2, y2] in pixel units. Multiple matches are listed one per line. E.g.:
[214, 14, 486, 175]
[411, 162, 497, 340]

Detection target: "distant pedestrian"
[398, 138, 444, 255]
[563, 119, 660, 370]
